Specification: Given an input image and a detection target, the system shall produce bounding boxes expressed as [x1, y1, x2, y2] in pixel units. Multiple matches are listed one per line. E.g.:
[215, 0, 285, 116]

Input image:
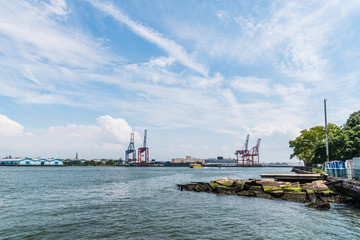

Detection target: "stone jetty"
[177, 177, 353, 210]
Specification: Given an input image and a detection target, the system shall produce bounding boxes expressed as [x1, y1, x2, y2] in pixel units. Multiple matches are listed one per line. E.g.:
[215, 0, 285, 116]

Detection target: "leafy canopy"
[289, 124, 339, 166]
[289, 110, 360, 165]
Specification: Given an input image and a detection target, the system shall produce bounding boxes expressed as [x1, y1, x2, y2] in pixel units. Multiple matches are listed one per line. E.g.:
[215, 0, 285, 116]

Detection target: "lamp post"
[324, 99, 330, 165]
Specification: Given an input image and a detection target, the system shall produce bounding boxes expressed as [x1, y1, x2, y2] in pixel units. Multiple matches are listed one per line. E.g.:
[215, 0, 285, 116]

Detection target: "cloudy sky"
[1, 0, 360, 162]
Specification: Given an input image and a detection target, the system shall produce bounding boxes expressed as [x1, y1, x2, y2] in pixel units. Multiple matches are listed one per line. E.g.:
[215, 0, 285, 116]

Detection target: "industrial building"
[171, 156, 205, 165]
[171, 156, 238, 167]
[0, 157, 64, 166]
[205, 157, 237, 167]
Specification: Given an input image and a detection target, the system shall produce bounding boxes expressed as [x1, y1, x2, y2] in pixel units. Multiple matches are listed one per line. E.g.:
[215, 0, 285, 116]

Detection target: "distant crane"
[137, 130, 149, 165]
[248, 138, 261, 166]
[125, 133, 136, 164]
[243, 134, 250, 155]
[235, 134, 261, 166]
[235, 134, 249, 165]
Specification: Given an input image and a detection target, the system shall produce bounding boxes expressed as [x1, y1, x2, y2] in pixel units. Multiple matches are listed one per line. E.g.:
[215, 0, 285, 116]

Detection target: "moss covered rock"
[177, 178, 352, 209]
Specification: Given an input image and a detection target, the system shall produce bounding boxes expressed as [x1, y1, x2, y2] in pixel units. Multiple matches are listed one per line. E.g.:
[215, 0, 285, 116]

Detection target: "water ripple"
[0, 167, 359, 239]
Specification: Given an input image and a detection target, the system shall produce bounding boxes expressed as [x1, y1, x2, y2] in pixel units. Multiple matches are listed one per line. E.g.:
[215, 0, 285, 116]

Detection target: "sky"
[1, 0, 360, 162]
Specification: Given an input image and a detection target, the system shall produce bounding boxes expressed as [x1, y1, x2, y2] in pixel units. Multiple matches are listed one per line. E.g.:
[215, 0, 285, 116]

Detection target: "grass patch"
[306, 190, 315, 194]
[312, 168, 323, 173]
[263, 186, 282, 191]
[218, 181, 233, 187]
[210, 183, 218, 188]
[320, 190, 334, 195]
[283, 187, 303, 192]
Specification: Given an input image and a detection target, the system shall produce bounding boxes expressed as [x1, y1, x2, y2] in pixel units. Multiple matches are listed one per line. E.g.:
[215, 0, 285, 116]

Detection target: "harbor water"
[1, 166, 359, 239]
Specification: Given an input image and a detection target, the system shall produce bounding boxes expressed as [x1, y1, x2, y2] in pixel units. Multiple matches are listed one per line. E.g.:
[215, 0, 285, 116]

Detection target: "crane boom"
[244, 134, 250, 152]
[143, 129, 147, 148]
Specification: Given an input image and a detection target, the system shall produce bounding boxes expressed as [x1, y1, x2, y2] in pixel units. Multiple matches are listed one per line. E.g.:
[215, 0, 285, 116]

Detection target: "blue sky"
[1, 0, 360, 162]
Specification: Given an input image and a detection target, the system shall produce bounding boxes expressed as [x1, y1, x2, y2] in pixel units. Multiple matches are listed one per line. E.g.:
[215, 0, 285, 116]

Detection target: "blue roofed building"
[0, 157, 64, 166]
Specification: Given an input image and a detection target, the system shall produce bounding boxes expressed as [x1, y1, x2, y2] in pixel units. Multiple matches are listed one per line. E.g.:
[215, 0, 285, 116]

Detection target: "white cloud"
[0, 115, 139, 159]
[122, 57, 179, 85]
[231, 76, 272, 96]
[88, 0, 209, 76]
[216, 10, 228, 20]
[0, 0, 120, 104]
[0, 114, 29, 136]
[46, 115, 138, 144]
[44, 0, 68, 16]
[187, 72, 223, 88]
[148, 56, 176, 68]
[0, 2, 111, 69]
[1, 1, 359, 162]
[97, 115, 134, 142]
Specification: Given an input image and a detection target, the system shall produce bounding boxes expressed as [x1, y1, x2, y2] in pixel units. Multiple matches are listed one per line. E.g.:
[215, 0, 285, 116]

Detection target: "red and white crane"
[137, 130, 149, 165]
[235, 134, 261, 166]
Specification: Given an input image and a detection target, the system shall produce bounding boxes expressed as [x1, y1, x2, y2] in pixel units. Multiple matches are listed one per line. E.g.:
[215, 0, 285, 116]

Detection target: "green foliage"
[344, 110, 360, 130]
[290, 110, 360, 165]
[289, 124, 340, 166]
[210, 183, 219, 188]
[105, 160, 116, 166]
[314, 112, 360, 162]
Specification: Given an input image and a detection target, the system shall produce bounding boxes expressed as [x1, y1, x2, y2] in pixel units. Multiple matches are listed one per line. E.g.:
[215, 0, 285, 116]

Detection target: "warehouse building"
[0, 157, 64, 166]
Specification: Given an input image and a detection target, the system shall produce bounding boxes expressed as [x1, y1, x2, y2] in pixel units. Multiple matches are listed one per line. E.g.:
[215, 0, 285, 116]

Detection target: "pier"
[260, 173, 325, 182]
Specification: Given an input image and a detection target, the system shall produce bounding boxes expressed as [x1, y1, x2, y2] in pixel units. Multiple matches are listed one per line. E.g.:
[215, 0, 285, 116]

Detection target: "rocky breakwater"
[178, 178, 346, 210]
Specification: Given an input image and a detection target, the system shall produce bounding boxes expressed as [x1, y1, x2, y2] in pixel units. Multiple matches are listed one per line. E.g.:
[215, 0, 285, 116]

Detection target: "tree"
[289, 124, 340, 166]
[315, 112, 360, 161]
[313, 129, 349, 163]
[344, 110, 360, 130]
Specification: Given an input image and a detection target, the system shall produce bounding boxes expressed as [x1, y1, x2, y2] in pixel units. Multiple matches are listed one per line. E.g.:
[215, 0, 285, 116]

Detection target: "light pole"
[324, 99, 330, 165]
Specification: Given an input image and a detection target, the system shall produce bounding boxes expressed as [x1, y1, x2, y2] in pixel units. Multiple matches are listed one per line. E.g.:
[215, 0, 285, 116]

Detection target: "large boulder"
[302, 180, 329, 191]
[277, 181, 292, 188]
[306, 190, 318, 202]
[178, 178, 344, 209]
[215, 177, 231, 184]
[282, 191, 307, 202]
[213, 185, 236, 195]
[177, 182, 212, 192]
[256, 180, 281, 187]
[290, 182, 301, 188]
[306, 201, 331, 210]
[263, 186, 284, 198]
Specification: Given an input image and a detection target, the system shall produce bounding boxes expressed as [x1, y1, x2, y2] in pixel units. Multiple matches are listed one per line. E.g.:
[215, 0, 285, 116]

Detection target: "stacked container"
[346, 159, 353, 179]
[327, 161, 346, 178]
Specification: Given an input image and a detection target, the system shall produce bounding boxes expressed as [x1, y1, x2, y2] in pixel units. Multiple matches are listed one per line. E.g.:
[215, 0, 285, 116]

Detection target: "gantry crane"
[235, 134, 249, 166]
[248, 138, 261, 166]
[137, 130, 149, 165]
[235, 134, 261, 166]
[125, 133, 136, 164]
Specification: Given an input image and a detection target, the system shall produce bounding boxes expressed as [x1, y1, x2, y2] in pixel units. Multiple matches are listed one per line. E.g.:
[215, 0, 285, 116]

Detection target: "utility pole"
[324, 99, 330, 164]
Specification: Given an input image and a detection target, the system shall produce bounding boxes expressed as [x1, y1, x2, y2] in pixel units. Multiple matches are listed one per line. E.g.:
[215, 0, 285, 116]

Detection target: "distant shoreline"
[0, 165, 296, 168]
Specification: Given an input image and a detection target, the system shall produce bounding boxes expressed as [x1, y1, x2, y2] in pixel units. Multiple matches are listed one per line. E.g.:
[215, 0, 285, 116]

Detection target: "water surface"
[0, 167, 359, 239]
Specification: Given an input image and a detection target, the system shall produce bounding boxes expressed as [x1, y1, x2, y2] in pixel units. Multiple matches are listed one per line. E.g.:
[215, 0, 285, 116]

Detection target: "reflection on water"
[0, 166, 359, 239]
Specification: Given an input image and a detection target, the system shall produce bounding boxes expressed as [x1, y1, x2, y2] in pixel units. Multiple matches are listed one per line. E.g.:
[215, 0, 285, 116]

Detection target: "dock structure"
[260, 174, 325, 182]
